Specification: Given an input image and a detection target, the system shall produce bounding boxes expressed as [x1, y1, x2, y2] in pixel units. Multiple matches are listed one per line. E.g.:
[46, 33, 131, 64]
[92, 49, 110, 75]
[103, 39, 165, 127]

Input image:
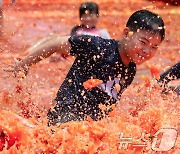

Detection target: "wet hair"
[126, 10, 165, 41]
[79, 2, 99, 18]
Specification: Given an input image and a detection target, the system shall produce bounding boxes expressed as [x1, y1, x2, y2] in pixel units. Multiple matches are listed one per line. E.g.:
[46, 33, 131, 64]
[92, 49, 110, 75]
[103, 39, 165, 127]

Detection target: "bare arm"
[6, 36, 71, 75]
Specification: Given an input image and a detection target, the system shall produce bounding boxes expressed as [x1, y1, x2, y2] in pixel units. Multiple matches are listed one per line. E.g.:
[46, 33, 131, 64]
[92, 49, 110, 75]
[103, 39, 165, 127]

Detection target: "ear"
[122, 27, 130, 38]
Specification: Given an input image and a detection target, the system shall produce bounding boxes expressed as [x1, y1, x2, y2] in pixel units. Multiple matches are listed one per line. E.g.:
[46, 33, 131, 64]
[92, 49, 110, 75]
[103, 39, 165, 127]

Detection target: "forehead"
[133, 30, 162, 45]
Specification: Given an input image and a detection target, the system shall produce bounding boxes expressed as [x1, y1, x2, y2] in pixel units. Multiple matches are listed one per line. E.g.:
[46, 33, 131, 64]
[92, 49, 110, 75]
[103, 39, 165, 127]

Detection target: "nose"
[85, 16, 92, 21]
[141, 47, 152, 59]
[142, 47, 151, 57]
[143, 47, 151, 54]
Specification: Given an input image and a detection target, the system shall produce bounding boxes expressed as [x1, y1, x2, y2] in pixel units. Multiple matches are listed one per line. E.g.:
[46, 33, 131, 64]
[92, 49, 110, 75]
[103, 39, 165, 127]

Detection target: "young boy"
[70, 2, 111, 39]
[6, 10, 165, 125]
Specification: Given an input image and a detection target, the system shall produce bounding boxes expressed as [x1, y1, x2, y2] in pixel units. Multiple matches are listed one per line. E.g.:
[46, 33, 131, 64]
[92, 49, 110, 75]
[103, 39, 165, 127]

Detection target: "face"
[80, 11, 98, 28]
[123, 29, 162, 65]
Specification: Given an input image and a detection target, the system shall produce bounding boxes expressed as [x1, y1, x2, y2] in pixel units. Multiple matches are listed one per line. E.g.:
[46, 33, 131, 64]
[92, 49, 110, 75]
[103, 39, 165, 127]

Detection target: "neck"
[118, 41, 130, 66]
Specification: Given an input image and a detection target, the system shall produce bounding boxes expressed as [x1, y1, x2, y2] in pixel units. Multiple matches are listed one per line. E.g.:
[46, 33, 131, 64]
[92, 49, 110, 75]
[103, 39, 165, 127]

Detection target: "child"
[6, 10, 165, 125]
[70, 2, 111, 39]
[50, 2, 111, 62]
[158, 62, 180, 94]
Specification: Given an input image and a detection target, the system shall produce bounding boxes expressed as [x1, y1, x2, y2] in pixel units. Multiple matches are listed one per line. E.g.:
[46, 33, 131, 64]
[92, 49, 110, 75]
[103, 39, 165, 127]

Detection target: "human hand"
[3, 58, 29, 78]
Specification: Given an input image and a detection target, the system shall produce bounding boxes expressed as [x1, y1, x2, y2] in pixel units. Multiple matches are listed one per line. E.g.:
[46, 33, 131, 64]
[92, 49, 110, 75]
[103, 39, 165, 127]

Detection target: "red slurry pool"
[0, 0, 179, 153]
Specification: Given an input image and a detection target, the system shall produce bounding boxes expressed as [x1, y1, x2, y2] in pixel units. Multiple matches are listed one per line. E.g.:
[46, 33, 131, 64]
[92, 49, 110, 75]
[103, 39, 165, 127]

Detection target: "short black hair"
[79, 2, 99, 18]
[126, 10, 165, 41]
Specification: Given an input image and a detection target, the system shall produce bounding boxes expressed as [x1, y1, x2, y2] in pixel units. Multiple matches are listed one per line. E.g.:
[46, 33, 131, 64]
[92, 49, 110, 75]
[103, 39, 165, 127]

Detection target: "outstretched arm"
[5, 36, 71, 75]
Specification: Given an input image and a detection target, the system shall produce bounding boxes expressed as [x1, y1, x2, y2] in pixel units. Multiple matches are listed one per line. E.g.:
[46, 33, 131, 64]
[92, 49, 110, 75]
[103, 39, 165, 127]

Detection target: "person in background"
[71, 2, 111, 39]
[50, 1, 111, 61]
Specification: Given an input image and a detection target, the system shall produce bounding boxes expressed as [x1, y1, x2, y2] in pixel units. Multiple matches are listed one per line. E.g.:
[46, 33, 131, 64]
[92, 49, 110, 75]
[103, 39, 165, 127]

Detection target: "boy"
[6, 10, 165, 125]
[50, 1, 110, 61]
[70, 2, 111, 39]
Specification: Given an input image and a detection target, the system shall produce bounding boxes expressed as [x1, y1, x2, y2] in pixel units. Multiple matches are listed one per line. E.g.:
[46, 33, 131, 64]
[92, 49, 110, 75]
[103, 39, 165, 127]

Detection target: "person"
[5, 10, 165, 125]
[70, 2, 111, 39]
[50, 1, 111, 62]
[158, 62, 180, 95]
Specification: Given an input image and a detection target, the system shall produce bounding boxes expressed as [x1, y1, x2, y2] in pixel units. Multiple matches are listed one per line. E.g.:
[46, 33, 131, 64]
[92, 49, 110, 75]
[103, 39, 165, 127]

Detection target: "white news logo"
[118, 128, 178, 152]
[152, 128, 178, 152]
